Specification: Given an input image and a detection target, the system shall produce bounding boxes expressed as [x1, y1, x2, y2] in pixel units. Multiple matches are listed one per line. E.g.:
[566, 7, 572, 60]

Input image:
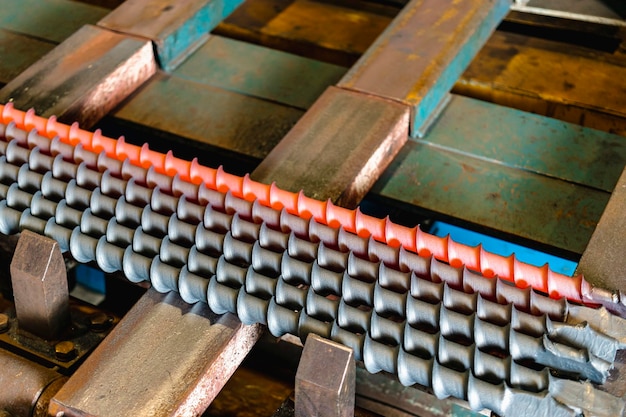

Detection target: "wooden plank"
[0, 24, 156, 129]
[456, 30, 626, 135]
[339, 0, 510, 137]
[98, 0, 246, 71]
[173, 35, 346, 110]
[214, 0, 392, 66]
[252, 86, 409, 208]
[112, 73, 304, 161]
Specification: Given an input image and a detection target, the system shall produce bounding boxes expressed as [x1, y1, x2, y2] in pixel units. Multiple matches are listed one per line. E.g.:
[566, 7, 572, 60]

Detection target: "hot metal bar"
[0, 25, 156, 129]
[98, 0, 246, 71]
[0, 104, 595, 306]
[338, 0, 511, 137]
[0, 125, 624, 416]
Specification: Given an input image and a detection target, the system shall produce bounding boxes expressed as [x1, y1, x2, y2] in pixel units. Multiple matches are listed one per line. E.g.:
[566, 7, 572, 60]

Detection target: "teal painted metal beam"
[416, 95, 626, 193]
[339, 0, 511, 137]
[371, 95, 616, 256]
[99, 0, 247, 72]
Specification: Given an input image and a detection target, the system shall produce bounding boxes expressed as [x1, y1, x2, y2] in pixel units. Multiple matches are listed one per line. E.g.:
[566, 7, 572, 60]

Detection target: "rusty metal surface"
[252, 86, 410, 208]
[295, 334, 355, 417]
[112, 73, 304, 161]
[99, 0, 245, 71]
[10, 230, 69, 341]
[0, 349, 66, 417]
[0, 297, 120, 373]
[50, 289, 263, 417]
[577, 166, 626, 291]
[339, 0, 510, 136]
[0, 29, 56, 86]
[0, 24, 156, 129]
[173, 35, 347, 110]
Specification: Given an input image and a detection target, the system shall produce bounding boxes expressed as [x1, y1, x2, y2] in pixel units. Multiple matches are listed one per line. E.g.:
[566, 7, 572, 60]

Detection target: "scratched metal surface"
[173, 35, 347, 110]
[417, 95, 626, 193]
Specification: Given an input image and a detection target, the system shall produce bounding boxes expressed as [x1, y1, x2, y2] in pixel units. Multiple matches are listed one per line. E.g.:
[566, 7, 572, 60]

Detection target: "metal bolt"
[55, 341, 76, 362]
[89, 312, 112, 332]
[0, 314, 9, 333]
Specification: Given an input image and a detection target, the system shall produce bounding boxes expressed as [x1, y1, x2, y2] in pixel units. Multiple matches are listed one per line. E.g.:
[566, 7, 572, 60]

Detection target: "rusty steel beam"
[252, 86, 410, 208]
[295, 334, 355, 417]
[0, 24, 156, 129]
[10, 230, 70, 341]
[98, 0, 245, 71]
[339, 0, 510, 137]
[577, 166, 626, 307]
[49, 289, 263, 417]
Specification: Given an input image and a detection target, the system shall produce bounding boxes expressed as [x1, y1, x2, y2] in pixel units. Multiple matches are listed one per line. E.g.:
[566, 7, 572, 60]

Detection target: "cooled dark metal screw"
[55, 341, 77, 361]
[0, 313, 9, 333]
[89, 312, 112, 332]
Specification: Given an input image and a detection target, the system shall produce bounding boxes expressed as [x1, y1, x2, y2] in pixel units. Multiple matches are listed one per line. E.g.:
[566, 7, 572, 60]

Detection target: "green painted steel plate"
[174, 35, 347, 110]
[419, 95, 626, 193]
[0, 0, 108, 43]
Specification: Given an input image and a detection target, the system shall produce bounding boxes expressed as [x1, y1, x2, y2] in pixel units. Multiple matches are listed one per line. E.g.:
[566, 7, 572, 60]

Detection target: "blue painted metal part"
[339, 0, 511, 137]
[99, 0, 246, 72]
[429, 221, 578, 275]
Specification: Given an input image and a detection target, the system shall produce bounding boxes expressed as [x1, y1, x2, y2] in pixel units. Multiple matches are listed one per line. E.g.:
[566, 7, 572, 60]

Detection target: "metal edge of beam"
[0, 24, 156, 129]
[338, 0, 511, 137]
[98, 0, 246, 71]
[49, 289, 263, 417]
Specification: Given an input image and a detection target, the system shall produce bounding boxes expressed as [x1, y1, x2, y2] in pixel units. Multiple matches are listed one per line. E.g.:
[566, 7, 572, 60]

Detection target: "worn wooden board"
[456, 30, 626, 136]
[215, 0, 392, 66]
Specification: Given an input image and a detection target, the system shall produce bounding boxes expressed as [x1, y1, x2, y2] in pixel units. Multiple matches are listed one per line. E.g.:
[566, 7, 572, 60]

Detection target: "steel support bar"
[49, 289, 263, 417]
[295, 334, 355, 417]
[98, 0, 246, 71]
[252, 86, 410, 208]
[10, 230, 69, 341]
[339, 0, 511, 137]
[577, 167, 626, 305]
[0, 24, 156, 129]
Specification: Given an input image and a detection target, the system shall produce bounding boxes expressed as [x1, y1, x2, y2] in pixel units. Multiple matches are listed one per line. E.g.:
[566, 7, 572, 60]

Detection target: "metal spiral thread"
[0, 123, 624, 417]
